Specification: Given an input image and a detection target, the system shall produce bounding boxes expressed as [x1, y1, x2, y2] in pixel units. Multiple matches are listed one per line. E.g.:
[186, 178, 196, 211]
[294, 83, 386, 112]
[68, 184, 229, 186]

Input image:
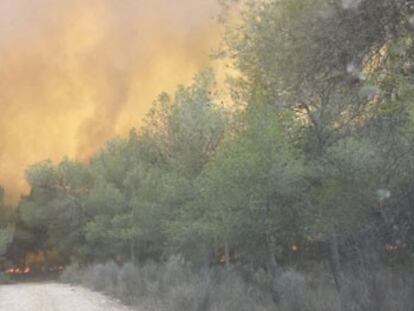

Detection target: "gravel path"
[0, 283, 135, 311]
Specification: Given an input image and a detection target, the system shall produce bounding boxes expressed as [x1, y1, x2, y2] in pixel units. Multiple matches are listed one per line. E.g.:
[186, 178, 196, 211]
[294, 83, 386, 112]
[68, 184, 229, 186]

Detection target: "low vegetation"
[61, 257, 414, 311]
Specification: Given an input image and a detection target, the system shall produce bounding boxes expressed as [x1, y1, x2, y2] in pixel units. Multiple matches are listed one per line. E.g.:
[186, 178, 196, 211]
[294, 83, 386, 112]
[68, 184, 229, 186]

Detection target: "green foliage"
[0, 186, 14, 259]
[57, 69, 228, 262]
[62, 258, 277, 311]
[13, 2, 414, 301]
[62, 259, 414, 311]
[19, 159, 93, 257]
[0, 225, 14, 258]
[170, 103, 307, 264]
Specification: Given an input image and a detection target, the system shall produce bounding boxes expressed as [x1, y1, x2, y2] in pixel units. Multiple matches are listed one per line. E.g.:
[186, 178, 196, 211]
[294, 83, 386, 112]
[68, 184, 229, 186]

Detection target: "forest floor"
[0, 282, 135, 311]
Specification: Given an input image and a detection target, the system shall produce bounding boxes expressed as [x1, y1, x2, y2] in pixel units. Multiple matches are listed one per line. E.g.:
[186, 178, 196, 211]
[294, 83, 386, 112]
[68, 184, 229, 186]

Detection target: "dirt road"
[0, 283, 135, 311]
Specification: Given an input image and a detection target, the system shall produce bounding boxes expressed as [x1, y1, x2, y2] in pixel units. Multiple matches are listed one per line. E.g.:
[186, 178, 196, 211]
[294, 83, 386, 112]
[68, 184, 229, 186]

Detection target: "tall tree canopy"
[7, 0, 414, 283]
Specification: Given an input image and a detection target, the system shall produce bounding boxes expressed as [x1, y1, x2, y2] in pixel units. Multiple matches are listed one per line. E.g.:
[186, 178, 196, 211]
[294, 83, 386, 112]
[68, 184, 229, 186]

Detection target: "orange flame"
[5, 266, 31, 275]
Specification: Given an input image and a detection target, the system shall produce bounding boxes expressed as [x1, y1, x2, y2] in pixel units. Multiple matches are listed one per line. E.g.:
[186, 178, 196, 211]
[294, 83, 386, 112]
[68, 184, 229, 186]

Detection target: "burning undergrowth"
[1, 249, 65, 280]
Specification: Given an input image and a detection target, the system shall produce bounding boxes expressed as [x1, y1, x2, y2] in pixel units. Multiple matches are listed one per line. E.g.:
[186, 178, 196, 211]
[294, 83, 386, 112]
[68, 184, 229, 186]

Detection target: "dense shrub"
[0, 272, 11, 284]
[61, 262, 83, 284]
[61, 258, 414, 311]
[82, 261, 119, 293]
[117, 262, 141, 305]
[275, 269, 307, 311]
[339, 269, 414, 311]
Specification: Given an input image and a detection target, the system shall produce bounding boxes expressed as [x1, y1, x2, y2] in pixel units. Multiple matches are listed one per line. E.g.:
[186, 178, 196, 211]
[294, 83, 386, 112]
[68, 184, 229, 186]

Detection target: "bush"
[275, 269, 307, 311]
[116, 262, 141, 304]
[82, 261, 119, 293]
[339, 269, 414, 311]
[209, 270, 258, 311]
[61, 262, 83, 284]
[0, 272, 11, 284]
[61, 259, 414, 311]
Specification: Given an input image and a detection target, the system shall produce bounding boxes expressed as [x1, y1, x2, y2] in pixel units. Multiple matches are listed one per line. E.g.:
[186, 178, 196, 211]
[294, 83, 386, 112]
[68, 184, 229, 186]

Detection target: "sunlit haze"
[0, 0, 220, 204]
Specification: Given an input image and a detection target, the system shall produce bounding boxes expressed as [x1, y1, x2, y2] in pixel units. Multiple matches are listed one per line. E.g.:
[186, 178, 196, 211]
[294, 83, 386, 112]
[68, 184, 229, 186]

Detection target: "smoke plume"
[0, 0, 220, 204]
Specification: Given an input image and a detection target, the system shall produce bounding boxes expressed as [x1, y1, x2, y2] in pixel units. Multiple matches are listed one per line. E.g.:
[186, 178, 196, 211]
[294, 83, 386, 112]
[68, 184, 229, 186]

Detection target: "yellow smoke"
[0, 0, 221, 204]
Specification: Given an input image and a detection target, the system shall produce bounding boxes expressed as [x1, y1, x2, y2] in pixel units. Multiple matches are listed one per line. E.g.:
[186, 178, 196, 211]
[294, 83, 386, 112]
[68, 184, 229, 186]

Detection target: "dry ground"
[0, 283, 135, 311]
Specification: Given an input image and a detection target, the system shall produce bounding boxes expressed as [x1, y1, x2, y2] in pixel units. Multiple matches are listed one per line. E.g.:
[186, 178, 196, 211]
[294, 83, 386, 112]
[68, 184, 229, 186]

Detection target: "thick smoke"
[0, 0, 220, 204]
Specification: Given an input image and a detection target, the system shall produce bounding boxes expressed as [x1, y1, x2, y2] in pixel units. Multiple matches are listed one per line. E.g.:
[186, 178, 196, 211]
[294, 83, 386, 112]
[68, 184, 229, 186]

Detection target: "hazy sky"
[0, 0, 221, 204]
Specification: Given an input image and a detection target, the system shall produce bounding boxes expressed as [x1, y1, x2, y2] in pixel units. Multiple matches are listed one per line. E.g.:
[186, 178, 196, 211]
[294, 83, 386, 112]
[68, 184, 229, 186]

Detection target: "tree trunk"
[266, 247, 279, 278]
[42, 246, 49, 273]
[224, 239, 230, 269]
[328, 231, 342, 292]
[130, 239, 136, 263]
[265, 239, 280, 303]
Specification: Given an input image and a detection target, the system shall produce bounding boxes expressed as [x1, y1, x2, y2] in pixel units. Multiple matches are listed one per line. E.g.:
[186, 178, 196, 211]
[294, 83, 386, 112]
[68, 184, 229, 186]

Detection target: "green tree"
[171, 103, 307, 270]
[83, 70, 228, 263]
[0, 186, 14, 259]
[19, 159, 93, 262]
[0, 226, 14, 259]
[218, 0, 414, 289]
